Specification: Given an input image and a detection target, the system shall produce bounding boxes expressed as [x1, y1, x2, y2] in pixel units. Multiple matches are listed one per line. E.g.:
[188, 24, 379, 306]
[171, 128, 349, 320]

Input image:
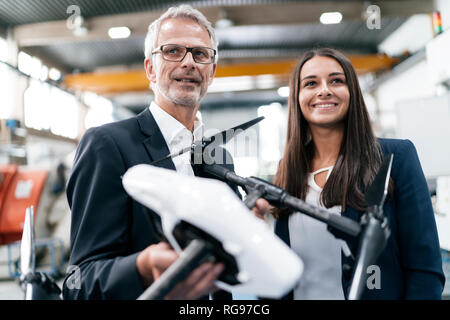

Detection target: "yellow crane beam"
[64, 55, 399, 95]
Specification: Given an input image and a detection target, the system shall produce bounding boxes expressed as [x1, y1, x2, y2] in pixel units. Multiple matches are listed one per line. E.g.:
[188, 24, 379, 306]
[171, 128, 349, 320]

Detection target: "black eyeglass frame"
[152, 44, 217, 64]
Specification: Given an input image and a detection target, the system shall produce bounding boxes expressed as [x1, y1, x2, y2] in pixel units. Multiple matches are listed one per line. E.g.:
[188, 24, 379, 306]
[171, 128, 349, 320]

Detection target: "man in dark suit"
[63, 5, 269, 300]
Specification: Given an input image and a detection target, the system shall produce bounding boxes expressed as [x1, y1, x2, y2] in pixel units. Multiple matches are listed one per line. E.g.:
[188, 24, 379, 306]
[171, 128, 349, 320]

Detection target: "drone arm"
[243, 185, 266, 209]
[202, 163, 361, 240]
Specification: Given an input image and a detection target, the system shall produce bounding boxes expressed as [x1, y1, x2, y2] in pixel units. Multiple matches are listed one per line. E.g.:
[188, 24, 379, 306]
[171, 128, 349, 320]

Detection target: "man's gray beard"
[155, 83, 200, 108]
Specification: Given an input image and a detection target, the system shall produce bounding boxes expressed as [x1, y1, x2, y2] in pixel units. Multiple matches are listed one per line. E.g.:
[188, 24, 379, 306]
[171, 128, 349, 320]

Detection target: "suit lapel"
[275, 216, 290, 247]
[137, 107, 176, 171]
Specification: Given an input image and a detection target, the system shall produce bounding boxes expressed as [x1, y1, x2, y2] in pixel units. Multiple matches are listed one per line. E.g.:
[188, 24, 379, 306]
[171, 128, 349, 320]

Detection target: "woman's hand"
[251, 198, 271, 220]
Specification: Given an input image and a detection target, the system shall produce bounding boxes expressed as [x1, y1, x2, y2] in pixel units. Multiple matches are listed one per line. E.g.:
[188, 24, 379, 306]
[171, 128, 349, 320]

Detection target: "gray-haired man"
[63, 5, 269, 300]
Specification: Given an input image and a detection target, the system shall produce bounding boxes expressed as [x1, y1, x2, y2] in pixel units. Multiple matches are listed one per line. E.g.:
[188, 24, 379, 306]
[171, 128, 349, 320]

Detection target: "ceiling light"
[216, 18, 233, 29]
[49, 68, 61, 81]
[320, 12, 343, 24]
[277, 86, 289, 97]
[108, 27, 131, 39]
[215, 9, 234, 29]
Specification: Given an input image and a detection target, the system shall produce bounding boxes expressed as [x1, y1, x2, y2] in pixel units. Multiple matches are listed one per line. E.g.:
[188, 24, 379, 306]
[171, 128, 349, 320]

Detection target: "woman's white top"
[288, 166, 346, 300]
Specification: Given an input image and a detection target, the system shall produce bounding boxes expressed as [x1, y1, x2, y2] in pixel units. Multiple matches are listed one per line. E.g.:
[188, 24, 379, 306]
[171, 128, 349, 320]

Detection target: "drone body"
[122, 164, 303, 298]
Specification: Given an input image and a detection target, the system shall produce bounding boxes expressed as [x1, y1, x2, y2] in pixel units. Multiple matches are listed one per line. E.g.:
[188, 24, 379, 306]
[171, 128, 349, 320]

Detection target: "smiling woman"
[275, 48, 380, 212]
[271, 48, 445, 300]
[298, 55, 350, 131]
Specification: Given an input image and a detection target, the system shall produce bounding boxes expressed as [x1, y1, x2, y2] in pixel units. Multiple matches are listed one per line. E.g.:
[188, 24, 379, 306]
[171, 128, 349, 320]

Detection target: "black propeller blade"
[364, 153, 394, 208]
[150, 116, 264, 165]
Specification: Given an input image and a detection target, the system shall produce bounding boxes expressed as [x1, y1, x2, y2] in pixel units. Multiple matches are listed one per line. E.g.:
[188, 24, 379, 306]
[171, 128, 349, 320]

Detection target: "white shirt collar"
[149, 101, 204, 146]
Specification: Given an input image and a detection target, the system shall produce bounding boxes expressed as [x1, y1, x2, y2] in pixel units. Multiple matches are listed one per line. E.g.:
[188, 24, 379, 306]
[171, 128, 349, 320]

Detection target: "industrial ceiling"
[0, 0, 436, 113]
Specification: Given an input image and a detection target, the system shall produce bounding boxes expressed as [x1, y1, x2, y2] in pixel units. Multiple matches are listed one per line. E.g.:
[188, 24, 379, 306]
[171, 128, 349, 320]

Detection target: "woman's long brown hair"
[273, 48, 392, 218]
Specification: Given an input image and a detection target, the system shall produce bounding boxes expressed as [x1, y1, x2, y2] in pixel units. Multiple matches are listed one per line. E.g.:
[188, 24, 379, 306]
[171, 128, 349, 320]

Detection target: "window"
[18, 51, 47, 80]
[24, 80, 51, 130]
[24, 80, 78, 139]
[0, 37, 13, 119]
[49, 87, 78, 138]
[83, 92, 114, 129]
[257, 103, 285, 163]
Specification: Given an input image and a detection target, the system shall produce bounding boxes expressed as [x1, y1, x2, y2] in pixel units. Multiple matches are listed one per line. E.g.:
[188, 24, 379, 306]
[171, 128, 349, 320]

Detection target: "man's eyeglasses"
[152, 44, 216, 64]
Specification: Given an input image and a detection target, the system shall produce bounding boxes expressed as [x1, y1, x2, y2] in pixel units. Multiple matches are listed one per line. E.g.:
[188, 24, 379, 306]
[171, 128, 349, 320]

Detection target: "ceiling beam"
[64, 70, 149, 95]
[13, 7, 222, 47]
[13, 11, 161, 47]
[63, 55, 400, 95]
[13, 0, 434, 48]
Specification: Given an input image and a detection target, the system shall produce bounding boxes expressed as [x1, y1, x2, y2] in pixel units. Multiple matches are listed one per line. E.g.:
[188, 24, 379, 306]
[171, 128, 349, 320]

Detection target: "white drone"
[122, 164, 303, 299]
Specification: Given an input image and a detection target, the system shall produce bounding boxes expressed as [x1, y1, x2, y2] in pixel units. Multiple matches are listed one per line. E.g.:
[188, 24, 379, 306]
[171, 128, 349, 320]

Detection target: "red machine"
[0, 165, 48, 245]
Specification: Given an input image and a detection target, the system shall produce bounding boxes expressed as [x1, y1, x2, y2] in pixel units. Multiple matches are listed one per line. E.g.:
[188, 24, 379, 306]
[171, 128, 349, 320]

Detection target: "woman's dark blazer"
[275, 138, 445, 299]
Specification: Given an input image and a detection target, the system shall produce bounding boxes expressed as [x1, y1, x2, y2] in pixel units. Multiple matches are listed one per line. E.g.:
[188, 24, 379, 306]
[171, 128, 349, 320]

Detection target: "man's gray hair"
[144, 4, 218, 62]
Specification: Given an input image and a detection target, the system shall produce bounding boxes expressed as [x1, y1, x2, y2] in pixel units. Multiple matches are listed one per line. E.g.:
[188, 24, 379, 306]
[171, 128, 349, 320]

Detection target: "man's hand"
[251, 198, 271, 220]
[136, 242, 224, 300]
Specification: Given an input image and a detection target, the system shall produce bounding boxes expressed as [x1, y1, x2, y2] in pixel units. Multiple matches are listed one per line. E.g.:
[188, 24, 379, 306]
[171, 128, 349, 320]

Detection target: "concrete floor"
[0, 244, 65, 300]
[0, 278, 25, 300]
[0, 277, 65, 300]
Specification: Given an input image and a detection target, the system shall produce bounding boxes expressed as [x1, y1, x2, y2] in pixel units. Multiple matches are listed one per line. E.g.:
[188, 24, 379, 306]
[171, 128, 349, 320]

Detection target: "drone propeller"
[347, 153, 394, 300]
[364, 153, 394, 209]
[150, 116, 264, 165]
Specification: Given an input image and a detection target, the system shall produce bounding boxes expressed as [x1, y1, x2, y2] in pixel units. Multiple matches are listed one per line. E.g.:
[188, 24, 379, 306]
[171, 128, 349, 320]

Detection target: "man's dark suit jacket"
[63, 107, 238, 299]
[275, 138, 445, 299]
